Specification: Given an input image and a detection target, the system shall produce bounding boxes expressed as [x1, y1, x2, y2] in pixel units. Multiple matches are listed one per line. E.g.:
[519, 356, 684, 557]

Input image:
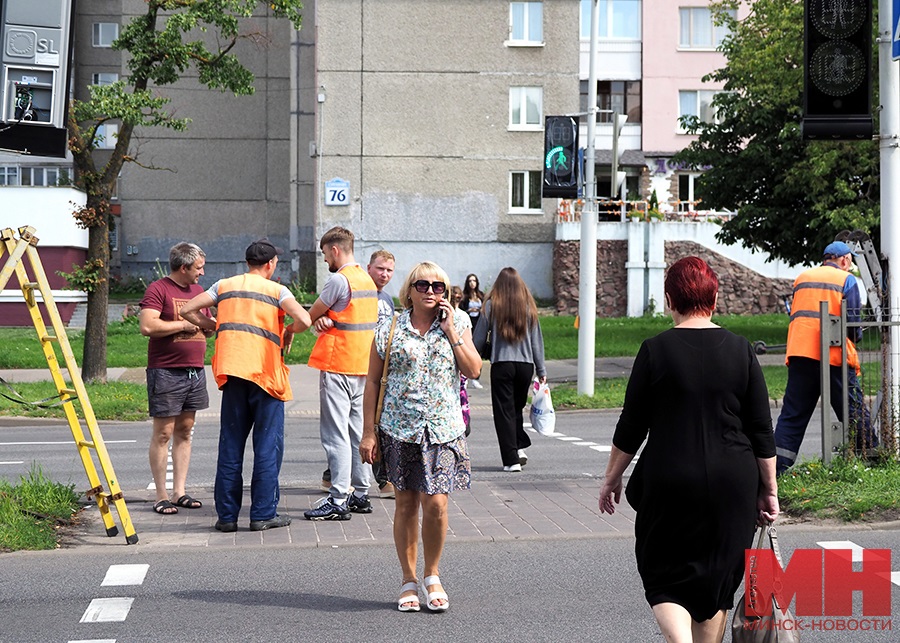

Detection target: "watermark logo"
[743, 547, 892, 632]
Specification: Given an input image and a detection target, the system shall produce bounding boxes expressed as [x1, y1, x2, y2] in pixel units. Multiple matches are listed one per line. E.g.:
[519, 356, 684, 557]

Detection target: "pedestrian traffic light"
[610, 112, 627, 198]
[542, 115, 579, 199]
[801, 0, 873, 140]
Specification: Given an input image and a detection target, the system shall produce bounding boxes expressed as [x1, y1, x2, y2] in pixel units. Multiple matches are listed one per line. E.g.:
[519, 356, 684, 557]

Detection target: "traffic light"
[0, 0, 76, 157]
[802, 0, 872, 140]
[542, 115, 579, 199]
[610, 111, 627, 198]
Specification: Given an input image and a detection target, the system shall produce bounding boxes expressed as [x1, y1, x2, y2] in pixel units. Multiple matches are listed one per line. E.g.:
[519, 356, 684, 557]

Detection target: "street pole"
[878, 0, 900, 444]
[578, 0, 599, 395]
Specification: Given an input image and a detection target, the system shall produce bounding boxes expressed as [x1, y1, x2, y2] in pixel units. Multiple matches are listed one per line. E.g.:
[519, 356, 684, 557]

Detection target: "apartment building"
[0, 0, 736, 301]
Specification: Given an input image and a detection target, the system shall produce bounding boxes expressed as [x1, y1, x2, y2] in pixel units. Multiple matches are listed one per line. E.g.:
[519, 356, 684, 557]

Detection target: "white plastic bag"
[529, 379, 556, 436]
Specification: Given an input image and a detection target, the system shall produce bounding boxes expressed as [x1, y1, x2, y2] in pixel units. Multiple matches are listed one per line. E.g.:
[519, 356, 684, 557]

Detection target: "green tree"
[673, 0, 879, 267]
[68, 1, 302, 382]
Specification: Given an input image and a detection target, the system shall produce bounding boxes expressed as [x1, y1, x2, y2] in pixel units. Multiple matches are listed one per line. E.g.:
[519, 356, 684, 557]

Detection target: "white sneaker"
[503, 464, 522, 472]
[470, 379, 484, 389]
[517, 449, 528, 466]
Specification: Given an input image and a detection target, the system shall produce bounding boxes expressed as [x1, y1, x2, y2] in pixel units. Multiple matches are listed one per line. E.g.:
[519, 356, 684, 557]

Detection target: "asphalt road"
[1, 528, 898, 643]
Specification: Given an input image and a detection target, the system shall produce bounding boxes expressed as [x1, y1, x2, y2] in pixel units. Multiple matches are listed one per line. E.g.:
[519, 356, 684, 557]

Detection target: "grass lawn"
[0, 466, 80, 552]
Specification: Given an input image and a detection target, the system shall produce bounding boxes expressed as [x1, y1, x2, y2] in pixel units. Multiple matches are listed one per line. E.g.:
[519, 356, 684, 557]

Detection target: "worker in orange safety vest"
[773, 241, 878, 475]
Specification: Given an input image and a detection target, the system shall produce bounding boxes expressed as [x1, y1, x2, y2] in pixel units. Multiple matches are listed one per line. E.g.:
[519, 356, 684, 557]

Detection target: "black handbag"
[478, 316, 492, 360]
[731, 524, 800, 643]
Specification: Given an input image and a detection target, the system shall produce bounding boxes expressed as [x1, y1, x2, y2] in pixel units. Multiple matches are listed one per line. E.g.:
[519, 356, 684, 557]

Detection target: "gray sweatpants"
[319, 371, 372, 501]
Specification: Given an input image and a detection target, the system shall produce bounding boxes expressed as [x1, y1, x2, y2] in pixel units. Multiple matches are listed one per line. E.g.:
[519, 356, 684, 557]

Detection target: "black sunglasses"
[413, 280, 447, 294]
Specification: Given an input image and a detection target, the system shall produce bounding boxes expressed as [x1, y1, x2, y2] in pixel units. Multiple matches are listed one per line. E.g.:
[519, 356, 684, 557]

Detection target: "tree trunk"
[81, 218, 109, 383]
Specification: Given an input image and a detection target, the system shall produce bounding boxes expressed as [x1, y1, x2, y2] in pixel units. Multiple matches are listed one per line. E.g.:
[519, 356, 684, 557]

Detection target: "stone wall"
[666, 241, 794, 315]
[553, 239, 794, 317]
[553, 240, 628, 317]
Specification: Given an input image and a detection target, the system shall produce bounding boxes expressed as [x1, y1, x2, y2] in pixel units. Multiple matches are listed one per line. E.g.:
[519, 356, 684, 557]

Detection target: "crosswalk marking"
[79, 598, 134, 623]
[68, 639, 116, 643]
[101, 564, 149, 587]
[817, 541, 899, 587]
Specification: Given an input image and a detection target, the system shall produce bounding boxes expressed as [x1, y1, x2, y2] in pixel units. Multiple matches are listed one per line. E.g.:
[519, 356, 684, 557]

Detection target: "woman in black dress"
[598, 256, 778, 643]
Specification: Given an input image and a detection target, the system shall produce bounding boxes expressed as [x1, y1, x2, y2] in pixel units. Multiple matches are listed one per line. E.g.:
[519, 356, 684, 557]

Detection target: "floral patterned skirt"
[379, 430, 471, 495]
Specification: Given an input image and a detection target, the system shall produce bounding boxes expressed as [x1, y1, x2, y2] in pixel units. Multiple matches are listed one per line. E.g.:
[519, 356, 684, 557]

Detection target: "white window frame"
[678, 90, 722, 131]
[580, 0, 641, 40]
[92, 23, 119, 48]
[507, 2, 544, 46]
[677, 173, 702, 212]
[91, 72, 119, 86]
[95, 123, 119, 150]
[509, 170, 544, 212]
[509, 86, 543, 130]
[0, 166, 19, 186]
[678, 7, 736, 50]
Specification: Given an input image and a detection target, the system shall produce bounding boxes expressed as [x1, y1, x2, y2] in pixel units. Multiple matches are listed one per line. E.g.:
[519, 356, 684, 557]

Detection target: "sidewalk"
[1, 354, 788, 550]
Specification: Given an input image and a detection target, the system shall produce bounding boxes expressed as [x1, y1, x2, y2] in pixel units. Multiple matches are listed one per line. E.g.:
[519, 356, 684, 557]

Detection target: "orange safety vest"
[785, 264, 860, 372]
[308, 265, 378, 375]
[212, 273, 292, 401]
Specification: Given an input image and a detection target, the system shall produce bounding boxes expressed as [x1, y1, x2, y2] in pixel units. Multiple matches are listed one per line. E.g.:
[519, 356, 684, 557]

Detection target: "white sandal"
[421, 575, 449, 612]
[397, 581, 420, 612]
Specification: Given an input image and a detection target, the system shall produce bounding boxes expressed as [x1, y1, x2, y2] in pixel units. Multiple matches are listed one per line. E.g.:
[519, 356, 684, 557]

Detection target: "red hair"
[665, 256, 718, 316]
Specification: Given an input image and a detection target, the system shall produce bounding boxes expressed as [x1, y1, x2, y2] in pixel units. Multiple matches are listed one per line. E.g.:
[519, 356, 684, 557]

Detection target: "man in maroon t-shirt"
[139, 242, 213, 515]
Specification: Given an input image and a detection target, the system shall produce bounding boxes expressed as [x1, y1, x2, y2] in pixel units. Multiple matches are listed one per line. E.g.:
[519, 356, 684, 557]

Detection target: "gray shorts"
[147, 367, 209, 418]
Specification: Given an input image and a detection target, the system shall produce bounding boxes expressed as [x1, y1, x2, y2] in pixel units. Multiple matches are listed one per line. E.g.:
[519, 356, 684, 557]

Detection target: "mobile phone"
[439, 308, 447, 321]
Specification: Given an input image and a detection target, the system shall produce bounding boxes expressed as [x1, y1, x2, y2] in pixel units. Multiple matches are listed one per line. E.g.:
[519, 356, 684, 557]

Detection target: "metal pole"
[577, 0, 599, 396]
[879, 0, 900, 447]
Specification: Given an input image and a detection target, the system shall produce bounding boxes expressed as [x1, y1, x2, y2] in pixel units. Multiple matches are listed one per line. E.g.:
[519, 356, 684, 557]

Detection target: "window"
[679, 7, 736, 49]
[91, 73, 119, 86]
[509, 86, 542, 129]
[580, 0, 641, 39]
[580, 80, 642, 123]
[95, 123, 119, 149]
[92, 23, 119, 48]
[678, 173, 701, 211]
[20, 167, 60, 187]
[510, 171, 543, 211]
[678, 90, 721, 128]
[0, 166, 69, 186]
[509, 2, 543, 44]
[0, 166, 19, 186]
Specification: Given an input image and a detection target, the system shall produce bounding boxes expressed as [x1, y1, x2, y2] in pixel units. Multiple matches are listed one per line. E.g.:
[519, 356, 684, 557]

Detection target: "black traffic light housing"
[802, 0, 873, 140]
[542, 115, 579, 199]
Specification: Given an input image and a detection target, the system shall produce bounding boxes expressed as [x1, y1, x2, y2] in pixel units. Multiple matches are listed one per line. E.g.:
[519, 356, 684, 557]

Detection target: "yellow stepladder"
[0, 226, 138, 545]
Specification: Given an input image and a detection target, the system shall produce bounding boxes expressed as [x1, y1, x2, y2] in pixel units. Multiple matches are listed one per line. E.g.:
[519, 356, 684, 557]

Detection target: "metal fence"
[826, 301, 900, 464]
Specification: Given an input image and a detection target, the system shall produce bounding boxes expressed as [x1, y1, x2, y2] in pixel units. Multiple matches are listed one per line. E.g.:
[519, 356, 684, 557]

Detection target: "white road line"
[101, 564, 149, 587]
[69, 639, 116, 643]
[79, 598, 134, 623]
[0, 440, 136, 446]
[574, 441, 597, 446]
[0, 461, 24, 465]
[817, 540, 865, 563]
[556, 436, 582, 441]
[589, 445, 612, 452]
[817, 541, 899, 586]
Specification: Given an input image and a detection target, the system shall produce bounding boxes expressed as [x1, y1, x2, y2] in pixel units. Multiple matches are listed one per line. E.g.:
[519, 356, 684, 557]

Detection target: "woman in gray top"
[473, 267, 546, 471]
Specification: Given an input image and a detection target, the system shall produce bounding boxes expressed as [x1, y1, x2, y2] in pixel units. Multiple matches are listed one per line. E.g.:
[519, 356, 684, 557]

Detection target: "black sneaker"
[214, 520, 237, 532]
[249, 514, 292, 531]
[304, 497, 351, 521]
[348, 493, 373, 514]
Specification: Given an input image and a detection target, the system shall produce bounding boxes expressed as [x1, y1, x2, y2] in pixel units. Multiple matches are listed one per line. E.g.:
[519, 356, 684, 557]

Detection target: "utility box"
[0, 0, 75, 157]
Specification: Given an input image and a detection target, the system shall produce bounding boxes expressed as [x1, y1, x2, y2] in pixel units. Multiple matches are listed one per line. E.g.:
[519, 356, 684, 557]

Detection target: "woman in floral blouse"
[360, 262, 482, 613]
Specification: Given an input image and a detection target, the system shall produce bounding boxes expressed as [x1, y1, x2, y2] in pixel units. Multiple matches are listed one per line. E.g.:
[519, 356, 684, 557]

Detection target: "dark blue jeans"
[774, 357, 877, 474]
[215, 377, 285, 522]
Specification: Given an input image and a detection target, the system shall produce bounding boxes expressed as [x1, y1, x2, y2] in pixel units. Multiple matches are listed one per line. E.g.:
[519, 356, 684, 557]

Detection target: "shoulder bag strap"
[374, 315, 398, 427]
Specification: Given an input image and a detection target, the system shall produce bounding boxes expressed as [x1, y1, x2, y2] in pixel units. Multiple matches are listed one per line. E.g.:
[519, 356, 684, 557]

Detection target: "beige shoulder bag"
[374, 315, 398, 429]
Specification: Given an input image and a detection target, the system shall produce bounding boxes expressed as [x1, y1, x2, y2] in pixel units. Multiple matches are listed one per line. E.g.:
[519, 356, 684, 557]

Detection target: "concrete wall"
[309, 0, 580, 298]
